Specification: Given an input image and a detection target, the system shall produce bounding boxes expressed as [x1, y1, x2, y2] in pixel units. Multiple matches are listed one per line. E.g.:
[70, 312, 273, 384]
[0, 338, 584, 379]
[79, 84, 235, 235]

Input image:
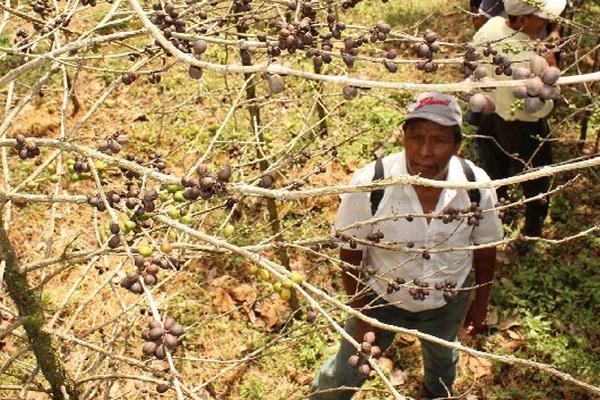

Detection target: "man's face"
[403, 119, 460, 180]
[519, 14, 550, 37]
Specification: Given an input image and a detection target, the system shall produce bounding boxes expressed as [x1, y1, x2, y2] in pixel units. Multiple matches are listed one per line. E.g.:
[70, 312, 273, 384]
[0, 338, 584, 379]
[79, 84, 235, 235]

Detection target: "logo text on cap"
[415, 96, 450, 110]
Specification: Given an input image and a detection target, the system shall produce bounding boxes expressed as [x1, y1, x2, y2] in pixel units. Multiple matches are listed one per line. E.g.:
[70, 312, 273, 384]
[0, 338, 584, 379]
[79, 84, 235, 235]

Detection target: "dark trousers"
[475, 113, 552, 236]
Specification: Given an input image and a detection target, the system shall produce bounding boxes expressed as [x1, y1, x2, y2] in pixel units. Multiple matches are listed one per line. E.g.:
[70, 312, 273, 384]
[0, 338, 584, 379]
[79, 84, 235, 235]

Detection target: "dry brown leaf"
[497, 315, 521, 331]
[255, 298, 288, 329]
[390, 369, 408, 386]
[285, 366, 312, 385]
[506, 329, 523, 340]
[231, 284, 257, 303]
[467, 356, 493, 379]
[211, 274, 237, 289]
[212, 287, 235, 313]
[397, 334, 416, 345]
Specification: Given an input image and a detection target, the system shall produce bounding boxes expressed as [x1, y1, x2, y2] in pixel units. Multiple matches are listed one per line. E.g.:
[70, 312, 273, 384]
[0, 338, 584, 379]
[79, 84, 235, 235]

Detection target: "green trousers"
[310, 282, 472, 400]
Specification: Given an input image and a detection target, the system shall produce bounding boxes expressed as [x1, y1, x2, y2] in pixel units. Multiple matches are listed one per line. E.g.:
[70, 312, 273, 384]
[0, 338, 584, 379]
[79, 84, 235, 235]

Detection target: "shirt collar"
[390, 151, 469, 209]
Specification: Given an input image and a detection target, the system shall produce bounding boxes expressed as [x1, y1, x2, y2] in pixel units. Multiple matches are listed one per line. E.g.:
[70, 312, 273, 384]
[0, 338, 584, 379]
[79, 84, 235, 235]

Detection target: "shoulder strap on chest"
[458, 157, 481, 205]
[370, 157, 385, 216]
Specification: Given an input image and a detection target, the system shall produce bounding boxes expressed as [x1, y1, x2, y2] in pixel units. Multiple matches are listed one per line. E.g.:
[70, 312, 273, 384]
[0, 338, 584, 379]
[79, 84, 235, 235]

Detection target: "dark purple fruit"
[156, 383, 169, 393]
[192, 39, 208, 55]
[188, 65, 203, 79]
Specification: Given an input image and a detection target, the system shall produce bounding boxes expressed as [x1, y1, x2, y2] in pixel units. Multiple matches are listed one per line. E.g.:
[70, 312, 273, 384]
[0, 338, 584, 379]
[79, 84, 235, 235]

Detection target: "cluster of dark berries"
[462, 44, 486, 79]
[511, 55, 560, 114]
[88, 190, 121, 211]
[366, 230, 384, 243]
[13, 134, 39, 160]
[435, 278, 459, 302]
[228, 143, 241, 158]
[341, 37, 363, 68]
[14, 30, 29, 47]
[369, 21, 392, 43]
[309, 242, 338, 252]
[325, 10, 346, 40]
[30, 0, 54, 18]
[122, 72, 138, 86]
[341, 0, 361, 9]
[386, 277, 406, 294]
[465, 202, 484, 226]
[146, 152, 167, 172]
[413, 30, 440, 73]
[383, 50, 398, 73]
[107, 223, 122, 249]
[141, 317, 184, 360]
[120, 254, 175, 292]
[271, 18, 317, 56]
[81, 0, 97, 6]
[295, 150, 311, 166]
[72, 156, 90, 174]
[191, 164, 230, 199]
[347, 332, 381, 377]
[495, 197, 510, 220]
[440, 206, 462, 224]
[148, 72, 162, 84]
[408, 279, 430, 301]
[491, 53, 513, 76]
[152, 2, 190, 55]
[98, 132, 128, 154]
[38, 16, 71, 35]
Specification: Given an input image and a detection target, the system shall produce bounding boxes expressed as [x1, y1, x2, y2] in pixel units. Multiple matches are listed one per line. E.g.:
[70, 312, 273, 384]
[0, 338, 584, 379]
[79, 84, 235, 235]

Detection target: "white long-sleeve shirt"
[334, 151, 503, 312]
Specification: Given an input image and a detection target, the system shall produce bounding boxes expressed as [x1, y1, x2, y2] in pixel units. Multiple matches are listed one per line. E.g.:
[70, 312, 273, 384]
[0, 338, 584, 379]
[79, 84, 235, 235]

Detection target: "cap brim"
[405, 113, 457, 127]
[534, 0, 566, 20]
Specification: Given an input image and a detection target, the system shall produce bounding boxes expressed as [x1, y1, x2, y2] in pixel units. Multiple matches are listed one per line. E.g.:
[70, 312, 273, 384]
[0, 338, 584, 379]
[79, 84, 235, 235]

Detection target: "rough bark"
[0, 208, 79, 399]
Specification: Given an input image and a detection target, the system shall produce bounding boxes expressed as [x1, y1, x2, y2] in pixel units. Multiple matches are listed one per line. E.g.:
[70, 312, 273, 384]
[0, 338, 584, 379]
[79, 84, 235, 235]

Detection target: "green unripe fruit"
[280, 288, 292, 301]
[258, 268, 270, 281]
[161, 241, 172, 253]
[80, 172, 92, 179]
[26, 181, 37, 189]
[139, 212, 152, 221]
[249, 265, 258, 274]
[159, 192, 169, 201]
[69, 172, 80, 181]
[67, 158, 75, 166]
[223, 224, 235, 237]
[48, 175, 60, 183]
[290, 272, 305, 284]
[168, 208, 181, 219]
[173, 191, 186, 202]
[94, 160, 107, 171]
[123, 220, 137, 232]
[167, 184, 181, 193]
[47, 164, 56, 174]
[138, 245, 153, 257]
[180, 215, 193, 225]
[273, 282, 282, 292]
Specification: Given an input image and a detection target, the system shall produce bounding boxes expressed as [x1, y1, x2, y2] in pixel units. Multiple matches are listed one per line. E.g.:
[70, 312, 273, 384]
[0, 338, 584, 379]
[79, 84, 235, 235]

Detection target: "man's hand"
[464, 296, 489, 335]
[465, 247, 497, 335]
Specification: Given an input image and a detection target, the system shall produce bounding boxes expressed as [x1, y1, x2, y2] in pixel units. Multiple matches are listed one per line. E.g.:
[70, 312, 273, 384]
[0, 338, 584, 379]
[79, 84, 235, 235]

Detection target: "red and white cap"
[405, 92, 462, 127]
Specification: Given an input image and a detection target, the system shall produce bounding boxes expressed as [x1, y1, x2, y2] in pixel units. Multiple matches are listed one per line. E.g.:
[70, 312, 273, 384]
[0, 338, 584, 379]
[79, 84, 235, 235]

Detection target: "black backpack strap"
[370, 158, 385, 216]
[458, 157, 481, 205]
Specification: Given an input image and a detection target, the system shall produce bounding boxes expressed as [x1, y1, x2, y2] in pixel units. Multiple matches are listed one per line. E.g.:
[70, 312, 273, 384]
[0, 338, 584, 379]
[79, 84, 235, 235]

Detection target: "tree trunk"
[0, 208, 79, 399]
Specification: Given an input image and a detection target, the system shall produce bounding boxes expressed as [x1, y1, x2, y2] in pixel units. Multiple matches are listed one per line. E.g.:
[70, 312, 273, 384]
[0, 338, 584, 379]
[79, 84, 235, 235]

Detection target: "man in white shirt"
[472, 0, 566, 238]
[310, 92, 503, 399]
